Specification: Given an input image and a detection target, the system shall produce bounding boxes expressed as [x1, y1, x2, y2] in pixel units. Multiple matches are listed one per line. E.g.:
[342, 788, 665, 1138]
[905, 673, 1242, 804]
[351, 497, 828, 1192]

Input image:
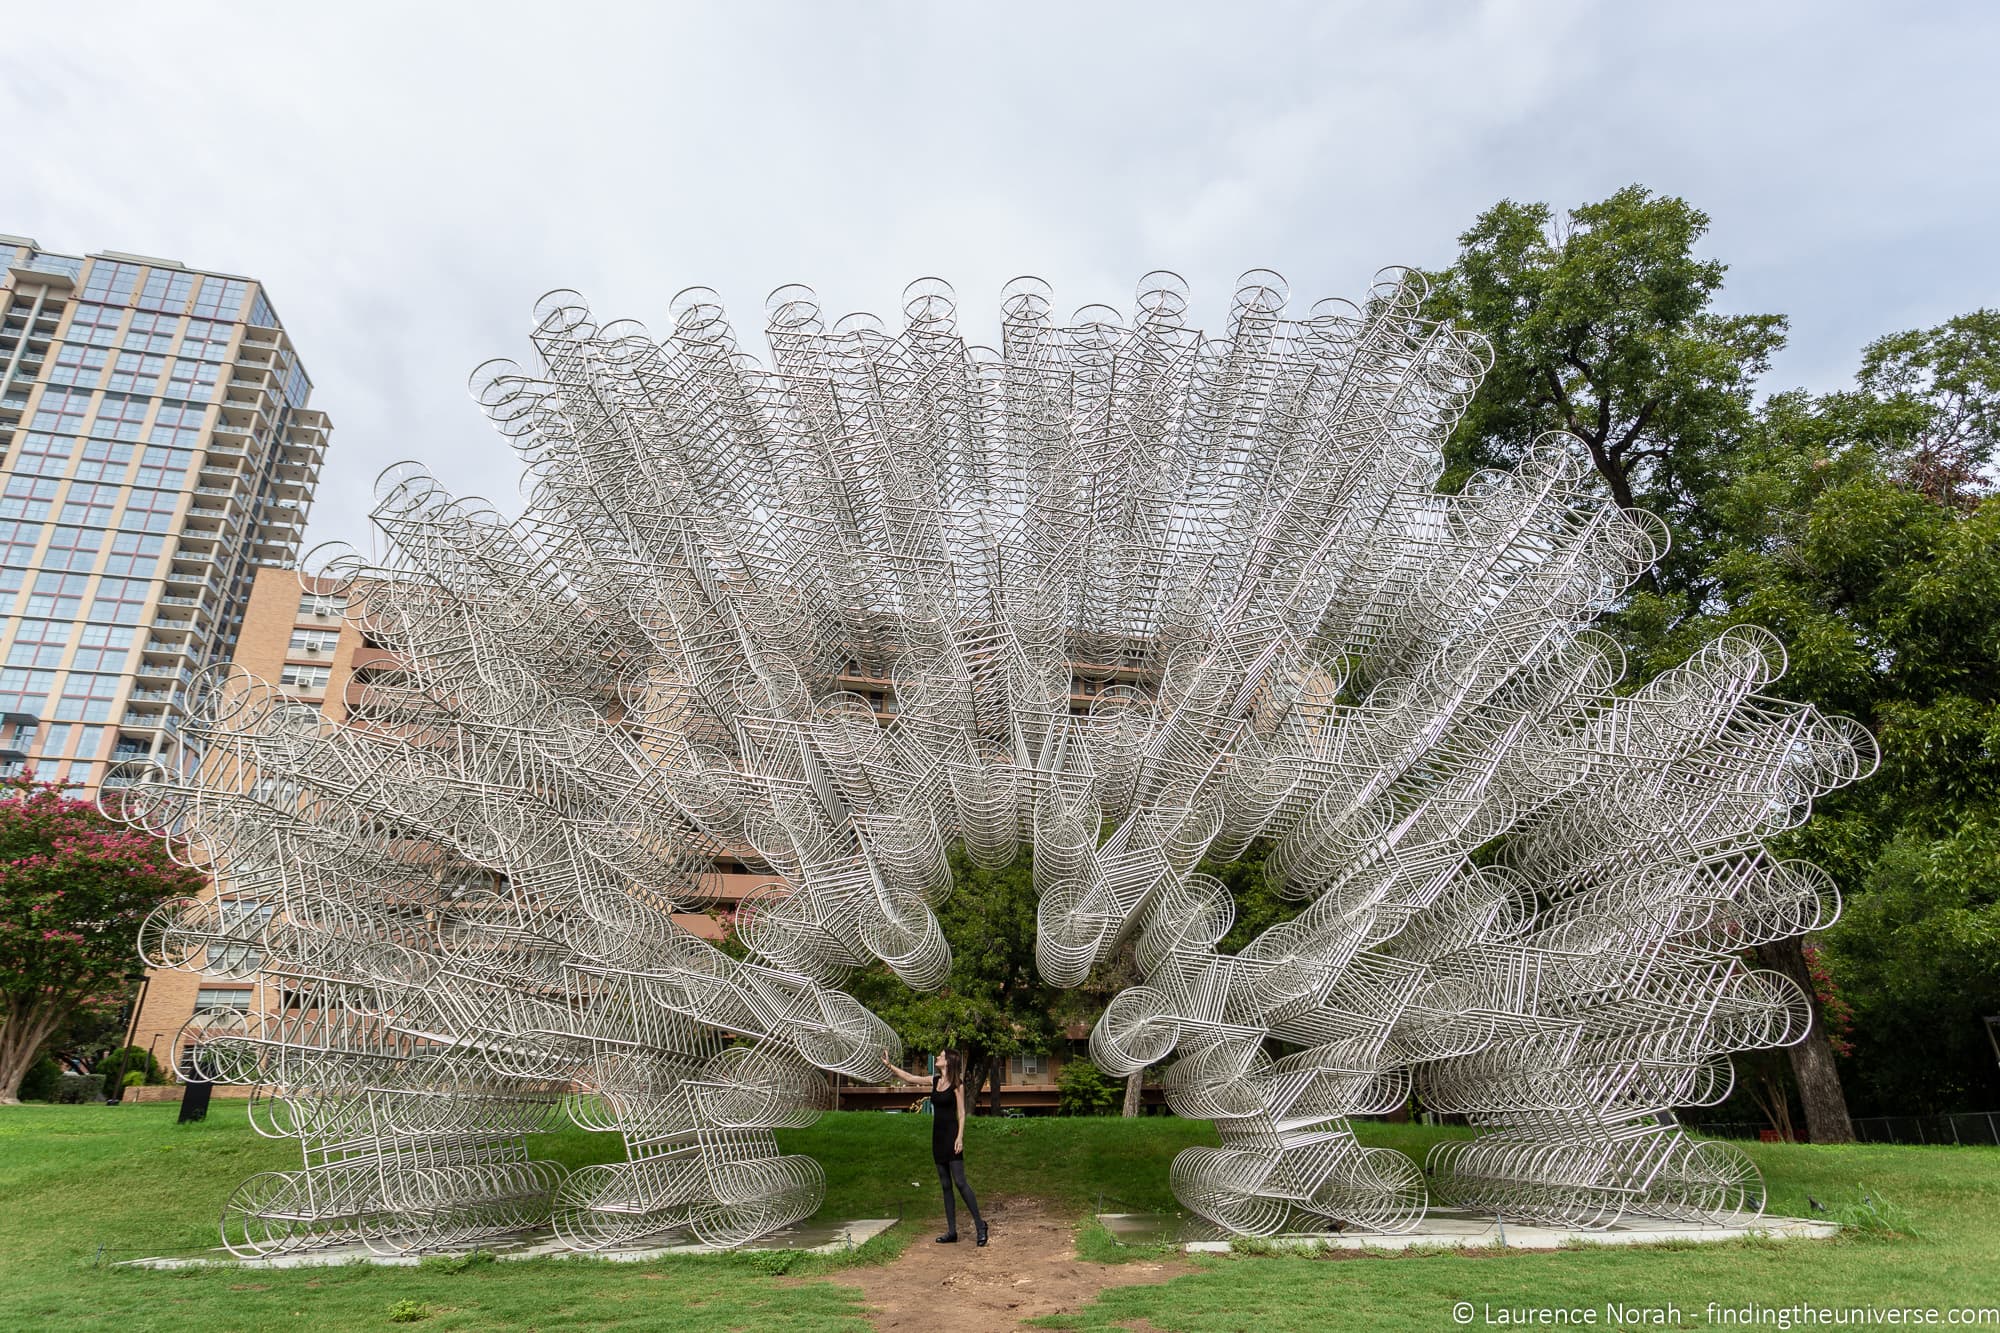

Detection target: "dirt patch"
[826, 1197, 1190, 1331]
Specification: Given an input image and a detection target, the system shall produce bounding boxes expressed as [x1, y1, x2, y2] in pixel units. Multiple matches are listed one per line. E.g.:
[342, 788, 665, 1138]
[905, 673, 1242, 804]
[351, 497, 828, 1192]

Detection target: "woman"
[883, 1046, 989, 1246]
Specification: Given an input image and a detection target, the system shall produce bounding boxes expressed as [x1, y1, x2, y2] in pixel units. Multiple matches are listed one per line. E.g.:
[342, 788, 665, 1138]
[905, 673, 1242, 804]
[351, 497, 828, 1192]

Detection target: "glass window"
[58, 482, 120, 527]
[105, 532, 164, 577]
[69, 631, 132, 671]
[137, 269, 194, 313]
[70, 726, 107, 761]
[247, 291, 278, 329]
[195, 987, 253, 1012]
[41, 527, 102, 572]
[66, 303, 125, 348]
[72, 438, 136, 482]
[148, 402, 207, 442]
[279, 663, 330, 691]
[189, 278, 247, 321]
[298, 592, 346, 618]
[6, 620, 71, 668]
[52, 672, 122, 722]
[87, 577, 152, 625]
[122, 311, 179, 354]
[0, 668, 56, 716]
[30, 386, 92, 434]
[107, 351, 166, 394]
[281, 359, 311, 409]
[288, 628, 340, 654]
[133, 447, 194, 488]
[47, 345, 108, 388]
[0, 519, 42, 568]
[81, 260, 141, 303]
[164, 359, 220, 401]
[10, 434, 74, 478]
[118, 488, 180, 533]
[88, 392, 150, 440]
[177, 317, 233, 361]
[1, 477, 60, 521]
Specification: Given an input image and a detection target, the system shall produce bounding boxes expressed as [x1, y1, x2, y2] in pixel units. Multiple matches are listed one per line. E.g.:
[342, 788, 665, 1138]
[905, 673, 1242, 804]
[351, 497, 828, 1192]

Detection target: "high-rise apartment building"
[0, 235, 329, 790]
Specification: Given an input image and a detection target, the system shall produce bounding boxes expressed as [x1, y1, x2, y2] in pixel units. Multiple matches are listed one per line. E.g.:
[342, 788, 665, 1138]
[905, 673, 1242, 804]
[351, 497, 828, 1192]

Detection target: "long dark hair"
[937, 1048, 965, 1088]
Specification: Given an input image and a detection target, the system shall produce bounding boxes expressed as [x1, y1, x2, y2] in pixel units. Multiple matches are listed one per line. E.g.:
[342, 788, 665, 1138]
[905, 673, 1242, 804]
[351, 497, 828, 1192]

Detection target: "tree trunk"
[1122, 1070, 1143, 1117]
[0, 997, 70, 1105]
[1755, 938, 1854, 1144]
[986, 1056, 1003, 1116]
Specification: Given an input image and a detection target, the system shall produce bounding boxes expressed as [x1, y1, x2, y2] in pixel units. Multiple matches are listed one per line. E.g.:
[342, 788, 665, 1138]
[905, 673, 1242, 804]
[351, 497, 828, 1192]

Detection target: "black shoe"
[975, 1220, 989, 1247]
[935, 1232, 959, 1243]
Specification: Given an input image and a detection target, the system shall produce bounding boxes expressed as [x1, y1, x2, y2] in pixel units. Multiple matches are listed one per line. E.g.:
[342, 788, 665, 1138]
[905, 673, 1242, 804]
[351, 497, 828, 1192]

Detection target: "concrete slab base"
[1097, 1207, 1839, 1253]
[117, 1217, 899, 1270]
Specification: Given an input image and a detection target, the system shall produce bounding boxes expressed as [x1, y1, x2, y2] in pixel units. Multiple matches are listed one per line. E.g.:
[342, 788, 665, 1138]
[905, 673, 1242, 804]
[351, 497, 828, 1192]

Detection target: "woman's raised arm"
[881, 1047, 929, 1086]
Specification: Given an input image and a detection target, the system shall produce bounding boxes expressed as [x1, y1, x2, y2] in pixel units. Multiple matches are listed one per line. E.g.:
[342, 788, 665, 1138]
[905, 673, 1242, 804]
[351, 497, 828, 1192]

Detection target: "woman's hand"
[954, 1137, 963, 1155]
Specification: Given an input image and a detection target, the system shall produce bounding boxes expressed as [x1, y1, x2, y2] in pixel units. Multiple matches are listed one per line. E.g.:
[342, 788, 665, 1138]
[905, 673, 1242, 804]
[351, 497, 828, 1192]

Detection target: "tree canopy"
[0, 777, 207, 1103]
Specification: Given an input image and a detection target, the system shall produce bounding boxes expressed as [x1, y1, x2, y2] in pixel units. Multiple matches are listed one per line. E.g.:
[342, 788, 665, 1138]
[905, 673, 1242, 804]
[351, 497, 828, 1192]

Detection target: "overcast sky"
[4, 1, 1994, 548]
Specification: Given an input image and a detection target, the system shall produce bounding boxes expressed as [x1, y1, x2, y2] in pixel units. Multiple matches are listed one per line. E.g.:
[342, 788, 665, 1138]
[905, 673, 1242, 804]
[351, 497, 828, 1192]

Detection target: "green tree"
[1857, 309, 2000, 508]
[1660, 356, 2000, 1117]
[1424, 184, 1787, 603]
[850, 847, 1058, 1115]
[0, 778, 206, 1103]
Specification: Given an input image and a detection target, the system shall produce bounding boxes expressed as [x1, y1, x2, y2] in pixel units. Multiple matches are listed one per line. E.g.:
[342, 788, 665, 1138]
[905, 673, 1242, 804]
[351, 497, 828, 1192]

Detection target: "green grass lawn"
[1, 1104, 1995, 1332]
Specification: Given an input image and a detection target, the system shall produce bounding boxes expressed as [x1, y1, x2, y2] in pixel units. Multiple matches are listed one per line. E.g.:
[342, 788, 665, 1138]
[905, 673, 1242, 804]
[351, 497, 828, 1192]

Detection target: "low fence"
[1693, 1112, 2000, 1146]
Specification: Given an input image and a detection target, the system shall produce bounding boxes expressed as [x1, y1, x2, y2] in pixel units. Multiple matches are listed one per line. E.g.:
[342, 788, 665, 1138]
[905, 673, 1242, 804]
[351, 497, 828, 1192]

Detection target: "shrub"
[387, 1300, 432, 1323]
[1056, 1058, 1121, 1116]
[122, 1071, 147, 1089]
[55, 1073, 102, 1104]
[97, 1047, 161, 1100]
[17, 1057, 61, 1102]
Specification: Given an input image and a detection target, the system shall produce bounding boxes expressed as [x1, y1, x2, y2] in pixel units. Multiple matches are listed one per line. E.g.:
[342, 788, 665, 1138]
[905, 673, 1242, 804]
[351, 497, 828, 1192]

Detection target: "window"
[280, 358, 310, 409]
[52, 672, 122, 722]
[71, 625, 133, 672]
[247, 291, 278, 329]
[106, 351, 166, 394]
[164, 359, 219, 401]
[88, 392, 151, 440]
[8, 434, 71, 478]
[288, 629, 339, 655]
[87, 577, 152, 625]
[0, 668, 55, 716]
[195, 987, 252, 1012]
[147, 401, 207, 446]
[46, 345, 107, 388]
[137, 268, 193, 313]
[41, 527, 102, 572]
[65, 302, 124, 348]
[27, 571, 89, 619]
[121, 311, 178, 355]
[0, 477, 60, 521]
[1006, 1053, 1047, 1082]
[73, 437, 135, 481]
[105, 532, 164, 577]
[58, 482, 120, 528]
[177, 318, 233, 361]
[70, 726, 106, 761]
[190, 278, 246, 321]
[279, 663, 331, 692]
[81, 260, 141, 303]
[298, 592, 346, 618]
[6, 621, 71, 668]
[118, 489, 180, 533]
[38, 723, 72, 756]
[135, 446, 194, 488]
[0, 520, 42, 568]
[30, 386, 91, 434]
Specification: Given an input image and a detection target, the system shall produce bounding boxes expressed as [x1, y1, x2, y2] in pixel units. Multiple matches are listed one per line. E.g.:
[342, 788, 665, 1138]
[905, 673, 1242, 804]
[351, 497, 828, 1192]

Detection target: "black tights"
[936, 1159, 982, 1233]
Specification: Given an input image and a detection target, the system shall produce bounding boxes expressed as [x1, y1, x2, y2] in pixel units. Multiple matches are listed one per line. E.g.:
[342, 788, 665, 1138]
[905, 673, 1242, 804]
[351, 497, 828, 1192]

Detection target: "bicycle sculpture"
[115, 270, 1874, 1256]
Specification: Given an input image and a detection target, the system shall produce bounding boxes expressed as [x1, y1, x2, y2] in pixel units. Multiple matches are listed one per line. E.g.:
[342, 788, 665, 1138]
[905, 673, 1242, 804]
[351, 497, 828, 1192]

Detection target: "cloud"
[4, 0, 1994, 545]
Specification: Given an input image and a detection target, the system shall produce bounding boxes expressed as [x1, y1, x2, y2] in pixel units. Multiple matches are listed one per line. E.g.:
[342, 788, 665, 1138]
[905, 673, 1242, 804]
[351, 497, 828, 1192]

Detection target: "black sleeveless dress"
[929, 1076, 962, 1164]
